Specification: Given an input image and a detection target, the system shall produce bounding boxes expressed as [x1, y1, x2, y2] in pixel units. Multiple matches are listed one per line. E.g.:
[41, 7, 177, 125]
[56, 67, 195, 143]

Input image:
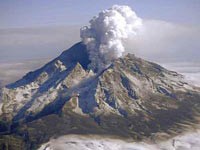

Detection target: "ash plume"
[80, 5, 142, 71]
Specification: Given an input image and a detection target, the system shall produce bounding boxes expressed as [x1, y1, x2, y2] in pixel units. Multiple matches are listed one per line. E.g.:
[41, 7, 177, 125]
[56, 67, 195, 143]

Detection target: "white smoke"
[80, 5, 142, 71]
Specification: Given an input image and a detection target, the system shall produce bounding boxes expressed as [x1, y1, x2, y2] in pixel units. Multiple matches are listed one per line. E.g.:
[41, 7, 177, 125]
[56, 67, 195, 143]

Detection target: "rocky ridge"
[0, 42, 200, 149]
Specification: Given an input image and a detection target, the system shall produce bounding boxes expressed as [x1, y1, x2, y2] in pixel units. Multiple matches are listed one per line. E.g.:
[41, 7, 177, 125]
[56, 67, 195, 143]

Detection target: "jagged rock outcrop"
[0, 42, 200, 149]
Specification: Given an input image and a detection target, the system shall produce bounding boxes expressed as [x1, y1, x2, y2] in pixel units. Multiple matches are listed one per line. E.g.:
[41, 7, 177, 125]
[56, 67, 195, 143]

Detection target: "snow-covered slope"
[0, 42, 200, 149]
[0, 42, 91, 122]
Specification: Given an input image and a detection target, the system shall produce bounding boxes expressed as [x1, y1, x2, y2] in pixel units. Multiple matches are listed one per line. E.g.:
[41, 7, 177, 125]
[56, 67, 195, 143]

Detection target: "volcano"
[0, 42, 200, 150]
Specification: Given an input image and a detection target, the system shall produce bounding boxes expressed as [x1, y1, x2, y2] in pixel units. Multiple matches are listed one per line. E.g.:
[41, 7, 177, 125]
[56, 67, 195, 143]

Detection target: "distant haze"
[0, 0, 200, 63]
[0, 1, 200, 85]
[0, 20, 199, 63]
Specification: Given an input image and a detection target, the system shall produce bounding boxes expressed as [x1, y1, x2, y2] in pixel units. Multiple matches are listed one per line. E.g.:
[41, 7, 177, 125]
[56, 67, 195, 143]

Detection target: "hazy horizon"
[0, 1, 200, 86]
[0, 0, 200, 63]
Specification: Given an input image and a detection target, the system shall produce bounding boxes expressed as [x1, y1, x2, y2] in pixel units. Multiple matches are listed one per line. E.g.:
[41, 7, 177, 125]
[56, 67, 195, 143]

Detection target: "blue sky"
[0, 0, 200, 85]
[1, 0, 200, 28]
[0, 0, 199, 63]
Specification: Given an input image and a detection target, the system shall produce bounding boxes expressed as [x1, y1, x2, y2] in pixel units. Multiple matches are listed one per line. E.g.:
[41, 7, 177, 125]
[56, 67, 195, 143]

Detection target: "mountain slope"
[0, 42, 91, 122]
[0, 42, 200, 149]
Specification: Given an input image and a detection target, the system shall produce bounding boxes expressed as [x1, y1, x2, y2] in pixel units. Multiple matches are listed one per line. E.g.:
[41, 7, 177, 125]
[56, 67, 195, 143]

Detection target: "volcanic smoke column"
[80, 5, 143, 71]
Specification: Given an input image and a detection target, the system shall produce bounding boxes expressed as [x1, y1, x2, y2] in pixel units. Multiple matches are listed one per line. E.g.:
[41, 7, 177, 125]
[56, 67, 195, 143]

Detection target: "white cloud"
[38, 130, 200, 150]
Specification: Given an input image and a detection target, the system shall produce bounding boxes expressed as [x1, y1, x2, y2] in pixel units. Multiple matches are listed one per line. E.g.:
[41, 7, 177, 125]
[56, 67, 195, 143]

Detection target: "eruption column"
[80, 5, 142, 71]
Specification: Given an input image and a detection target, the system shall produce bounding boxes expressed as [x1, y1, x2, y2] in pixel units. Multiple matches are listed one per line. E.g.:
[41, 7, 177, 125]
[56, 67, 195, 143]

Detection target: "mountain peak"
[0, 43, 200, 149]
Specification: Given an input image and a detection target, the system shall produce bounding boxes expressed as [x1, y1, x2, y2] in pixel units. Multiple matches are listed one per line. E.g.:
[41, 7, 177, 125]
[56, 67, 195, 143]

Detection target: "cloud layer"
[38, 130, 200, 150]
[0, 59, 49, 86]
[162, 62, 200, 87]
